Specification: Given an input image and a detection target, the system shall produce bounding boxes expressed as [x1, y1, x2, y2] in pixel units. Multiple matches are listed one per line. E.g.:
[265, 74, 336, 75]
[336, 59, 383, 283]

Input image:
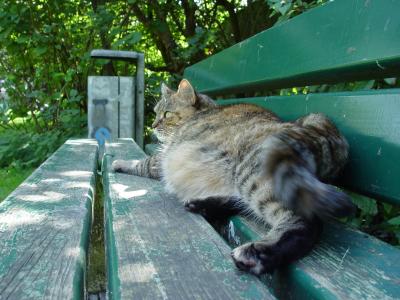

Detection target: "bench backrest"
[184, 0, 400, 205]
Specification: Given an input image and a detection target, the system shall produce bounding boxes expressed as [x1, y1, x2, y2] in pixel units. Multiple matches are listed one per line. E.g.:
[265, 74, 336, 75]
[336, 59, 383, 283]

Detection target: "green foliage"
[0, 0, 92, 135]
[0, 166, 35, 202]
[267, 0, 329, 23]
[0, 112, 85, 169]
[342, 192, 400, 247]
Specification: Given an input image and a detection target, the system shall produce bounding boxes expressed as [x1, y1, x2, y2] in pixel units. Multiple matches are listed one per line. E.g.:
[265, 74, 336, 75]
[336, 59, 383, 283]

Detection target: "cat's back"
[207, 103, 280, 124]
[171, 103, 287, 150]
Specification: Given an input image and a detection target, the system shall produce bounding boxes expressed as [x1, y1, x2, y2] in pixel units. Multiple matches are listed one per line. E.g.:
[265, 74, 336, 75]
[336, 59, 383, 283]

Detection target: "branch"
[166, 0, 185, 34]
[129, 2, 185, 74]
[181, 0, 197, 37]
[146, 63, 176, 73]
[216, 0, 242, 42]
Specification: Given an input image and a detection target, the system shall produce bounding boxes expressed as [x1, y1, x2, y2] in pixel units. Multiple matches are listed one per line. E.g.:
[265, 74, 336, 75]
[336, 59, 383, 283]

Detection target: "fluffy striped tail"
[263, 127, 356, 219]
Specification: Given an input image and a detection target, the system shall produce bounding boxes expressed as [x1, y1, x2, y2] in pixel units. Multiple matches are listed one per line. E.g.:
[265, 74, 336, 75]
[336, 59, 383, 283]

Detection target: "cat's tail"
[262, 128, 356, 220]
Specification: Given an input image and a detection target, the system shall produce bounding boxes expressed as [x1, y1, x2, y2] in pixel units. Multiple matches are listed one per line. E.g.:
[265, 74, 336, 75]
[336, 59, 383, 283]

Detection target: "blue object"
[95, 127, 111, 146]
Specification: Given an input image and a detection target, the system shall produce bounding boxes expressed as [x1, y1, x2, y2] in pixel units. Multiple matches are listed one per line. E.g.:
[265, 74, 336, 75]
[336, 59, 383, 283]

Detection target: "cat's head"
[152, 79, 215, 139]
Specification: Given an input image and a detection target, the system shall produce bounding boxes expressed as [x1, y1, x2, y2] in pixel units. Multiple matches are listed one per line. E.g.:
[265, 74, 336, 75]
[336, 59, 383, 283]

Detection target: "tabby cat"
[112, 79, 355, 275]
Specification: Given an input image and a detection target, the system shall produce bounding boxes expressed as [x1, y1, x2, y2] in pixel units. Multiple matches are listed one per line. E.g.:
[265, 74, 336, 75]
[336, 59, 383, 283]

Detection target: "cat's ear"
[161, 82, 174, 96]
[177, 79, 196, 105]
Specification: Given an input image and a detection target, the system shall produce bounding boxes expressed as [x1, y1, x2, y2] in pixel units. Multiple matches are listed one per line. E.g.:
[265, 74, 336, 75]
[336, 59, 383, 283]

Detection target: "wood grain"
[225, 216, 400, 299]
[103, 139, 274, 300]
[0, 139, 98, 299]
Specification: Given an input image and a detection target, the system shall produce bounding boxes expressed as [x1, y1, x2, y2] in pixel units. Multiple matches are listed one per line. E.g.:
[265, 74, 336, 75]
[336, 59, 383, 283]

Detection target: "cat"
[112, 79, 356, 275]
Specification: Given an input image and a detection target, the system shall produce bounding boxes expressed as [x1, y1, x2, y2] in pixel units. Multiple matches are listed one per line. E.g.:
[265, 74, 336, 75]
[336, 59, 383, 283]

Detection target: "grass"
[87, 179, 106, 294]
[0, 167, 35, 202]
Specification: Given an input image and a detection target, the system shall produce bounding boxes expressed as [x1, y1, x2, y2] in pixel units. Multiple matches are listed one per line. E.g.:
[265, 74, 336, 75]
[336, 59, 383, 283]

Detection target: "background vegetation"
[0, 0, 398, 250]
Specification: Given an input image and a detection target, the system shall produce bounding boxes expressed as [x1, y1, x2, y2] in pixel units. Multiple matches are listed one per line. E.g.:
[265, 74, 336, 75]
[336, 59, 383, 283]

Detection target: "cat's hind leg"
[231, 206, 321, 275]
[185, 196, 245, 221]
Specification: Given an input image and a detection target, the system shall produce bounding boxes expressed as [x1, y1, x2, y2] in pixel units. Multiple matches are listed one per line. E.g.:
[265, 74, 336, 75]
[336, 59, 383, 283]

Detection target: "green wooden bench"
[136, 0, 399, 299]
[180, 0, 400, 298]
[2, 1, 399, 299]
[0, 139, 98, 299]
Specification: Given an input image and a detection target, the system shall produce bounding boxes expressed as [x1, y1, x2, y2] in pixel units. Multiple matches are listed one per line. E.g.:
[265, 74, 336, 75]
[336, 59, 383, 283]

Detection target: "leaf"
[349, 193, 378, 216]
[69, 89, 78, 97]
[126, 32, 142, 45]
[384, 78, 396, 85]
[388, 216, 400, 226]
[33, 47, 47, 56]
[16, 35, 30, 44]
[351, 80, 375, 90]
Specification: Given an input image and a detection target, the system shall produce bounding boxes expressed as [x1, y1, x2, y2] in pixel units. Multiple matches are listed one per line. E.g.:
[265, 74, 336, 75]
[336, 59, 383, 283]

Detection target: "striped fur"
[112, 79, 355, 275]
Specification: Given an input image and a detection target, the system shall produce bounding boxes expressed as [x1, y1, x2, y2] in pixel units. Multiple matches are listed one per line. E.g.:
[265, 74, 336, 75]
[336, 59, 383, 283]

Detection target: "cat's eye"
[163, 111, 173, 118]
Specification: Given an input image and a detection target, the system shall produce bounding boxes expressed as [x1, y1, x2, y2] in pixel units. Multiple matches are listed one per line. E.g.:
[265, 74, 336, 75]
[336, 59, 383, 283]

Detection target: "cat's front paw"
[231, 242, 280, 275]
[111, 159, 138, 174]
[111, 159, 126, 173]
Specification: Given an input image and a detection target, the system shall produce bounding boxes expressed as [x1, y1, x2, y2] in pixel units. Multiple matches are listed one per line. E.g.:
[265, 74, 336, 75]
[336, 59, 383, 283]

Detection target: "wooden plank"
[223, 215, 400, 300]
[103, 139, 274, 300]
[118, 76, 135, 139]
[215, 89, 400, 205]
[88, 76, 119, 138]
[135, 53, 145, 149]
[0, 139, 98, 299]
[184, 0, 400, 95]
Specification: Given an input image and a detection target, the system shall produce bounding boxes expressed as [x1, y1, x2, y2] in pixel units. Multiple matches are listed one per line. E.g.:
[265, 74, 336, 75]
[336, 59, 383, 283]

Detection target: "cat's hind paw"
[184, 197, 243, 220]
[231, 242, 279, 275]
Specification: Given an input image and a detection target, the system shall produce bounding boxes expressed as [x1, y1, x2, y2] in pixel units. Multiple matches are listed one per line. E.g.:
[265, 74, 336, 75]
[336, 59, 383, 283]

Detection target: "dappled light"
[60, 170, 93, 178]
[40, 178, 62, 183]
[111, 183, 148, 199]
[17, 191, 66, 203]
[66, 140, 97, 146]
[64, 246, 81, 259]
[119, 263, 157, 284]
[0, 140, 98, 298]
[0, 209, 45, 228]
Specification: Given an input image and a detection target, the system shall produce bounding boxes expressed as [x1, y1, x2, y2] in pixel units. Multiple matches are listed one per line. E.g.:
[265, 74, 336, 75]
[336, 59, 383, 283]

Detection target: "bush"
[0, 112, 86, 168]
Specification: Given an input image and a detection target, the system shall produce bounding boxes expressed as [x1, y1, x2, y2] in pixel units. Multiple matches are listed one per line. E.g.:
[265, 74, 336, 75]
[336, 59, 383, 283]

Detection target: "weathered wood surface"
[224, 216, 400, 300]
[103, 139, 274, 300]
[184, 0, 400, 95]
[0, 139, 98, 299]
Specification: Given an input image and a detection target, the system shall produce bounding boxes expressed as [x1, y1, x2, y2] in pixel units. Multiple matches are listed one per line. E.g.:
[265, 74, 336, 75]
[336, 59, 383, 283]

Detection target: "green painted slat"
[224, 215, 400, 300]
[0, 139, 98, 299]
[103, 139, 275, 300]
[216, 89, 400, 205]
[184, 0, 400, 95]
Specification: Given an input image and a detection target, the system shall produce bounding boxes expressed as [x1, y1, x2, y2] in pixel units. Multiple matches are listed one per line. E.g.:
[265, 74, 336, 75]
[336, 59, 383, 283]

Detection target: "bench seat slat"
[224, 216, 400, 299]
[103, 139, 274, 300]
[0, 139, 98, 299]
[184, 0, 400, 95]
[216, 89, 400, 205]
